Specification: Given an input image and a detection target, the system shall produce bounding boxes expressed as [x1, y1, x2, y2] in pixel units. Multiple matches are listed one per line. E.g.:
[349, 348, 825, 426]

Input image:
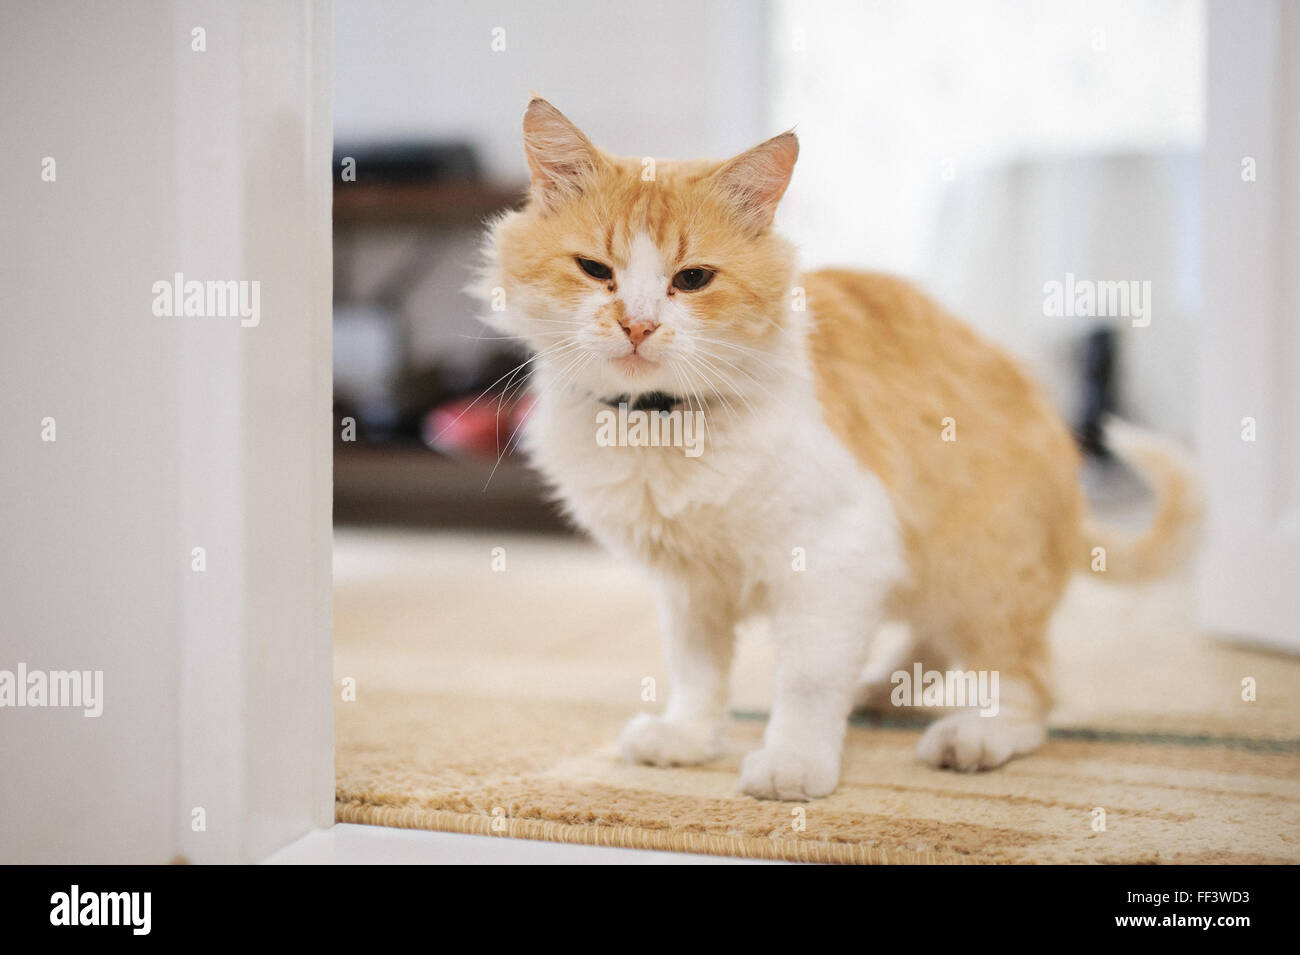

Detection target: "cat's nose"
[620, 316, 659, 348]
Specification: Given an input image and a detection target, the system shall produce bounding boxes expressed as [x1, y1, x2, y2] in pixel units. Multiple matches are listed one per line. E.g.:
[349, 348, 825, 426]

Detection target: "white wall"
[769, 0, 1205, 275]
[1196, 0, 1300, 649]
[0, 0, 181, 865]
[0, 0, 333, 864]
[333, 0, 769, 180]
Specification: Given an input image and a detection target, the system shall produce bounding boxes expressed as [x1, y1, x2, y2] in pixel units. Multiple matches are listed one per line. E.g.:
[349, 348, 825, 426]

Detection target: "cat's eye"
[672, 267, 715, 292]
[576, 257, 613, 281]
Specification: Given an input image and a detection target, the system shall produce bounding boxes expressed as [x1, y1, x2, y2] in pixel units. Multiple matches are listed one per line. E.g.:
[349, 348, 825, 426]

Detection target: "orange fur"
[490, 102, 798, 352]
[806, 270, 1083, 707]
[486, 97, 1196, 774]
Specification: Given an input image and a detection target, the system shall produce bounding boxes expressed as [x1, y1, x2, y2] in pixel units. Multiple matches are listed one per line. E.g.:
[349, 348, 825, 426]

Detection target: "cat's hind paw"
[617, 713, 722, 767]
[917, 712, 1045, 771]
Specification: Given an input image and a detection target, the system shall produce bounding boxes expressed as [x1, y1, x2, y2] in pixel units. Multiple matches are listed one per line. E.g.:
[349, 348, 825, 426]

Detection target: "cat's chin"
[611, 354, 660, 376]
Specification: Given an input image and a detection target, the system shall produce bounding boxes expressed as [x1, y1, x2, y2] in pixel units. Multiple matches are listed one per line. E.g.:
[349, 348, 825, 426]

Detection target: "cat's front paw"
[618, 713, 722, 767]
[738, 745, 840, 801]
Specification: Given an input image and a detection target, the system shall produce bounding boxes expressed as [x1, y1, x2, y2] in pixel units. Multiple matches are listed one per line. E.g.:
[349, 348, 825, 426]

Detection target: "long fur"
[476, 98, 1200, 799]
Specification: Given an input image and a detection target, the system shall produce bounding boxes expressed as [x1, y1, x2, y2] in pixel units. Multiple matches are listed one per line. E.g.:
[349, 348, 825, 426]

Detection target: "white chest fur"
[521, 368, 906, 608]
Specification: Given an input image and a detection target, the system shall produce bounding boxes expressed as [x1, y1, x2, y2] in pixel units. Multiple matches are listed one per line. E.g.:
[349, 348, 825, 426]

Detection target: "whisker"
[689, 359, 744, 421]
[669, 362, 715, 451]
[691, 335, 785, 368]
[483, 348, 593, 490]
[691, 346, 779, 406]
[429, 339, 580, 445]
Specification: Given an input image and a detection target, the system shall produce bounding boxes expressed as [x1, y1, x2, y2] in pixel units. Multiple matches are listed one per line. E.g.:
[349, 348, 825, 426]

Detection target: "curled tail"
[1080, 417, 1204, 582]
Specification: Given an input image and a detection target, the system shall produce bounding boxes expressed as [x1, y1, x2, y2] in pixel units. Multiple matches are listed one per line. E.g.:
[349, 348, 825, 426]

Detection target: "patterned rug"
[334, 528, 1300, 864]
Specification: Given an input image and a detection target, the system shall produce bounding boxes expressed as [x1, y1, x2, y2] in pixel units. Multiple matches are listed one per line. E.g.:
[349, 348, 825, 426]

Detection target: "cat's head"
[480, 97, 800, 402]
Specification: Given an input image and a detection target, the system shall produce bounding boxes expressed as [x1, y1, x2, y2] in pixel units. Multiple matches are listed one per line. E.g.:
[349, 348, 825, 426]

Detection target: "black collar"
[599, 391, 686, 414]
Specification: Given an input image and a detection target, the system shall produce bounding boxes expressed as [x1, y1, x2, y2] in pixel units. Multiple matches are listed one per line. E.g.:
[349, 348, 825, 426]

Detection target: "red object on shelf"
[423, 393, 535, 458]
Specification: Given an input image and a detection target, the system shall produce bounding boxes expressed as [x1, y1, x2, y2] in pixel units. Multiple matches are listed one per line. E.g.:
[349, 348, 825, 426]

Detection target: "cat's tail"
[1079, 416, 1204, 582]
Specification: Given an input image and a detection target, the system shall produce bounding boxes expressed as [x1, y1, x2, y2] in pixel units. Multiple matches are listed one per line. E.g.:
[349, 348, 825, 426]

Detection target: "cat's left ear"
[522, 98, 605, 209]
[708, 131, 799, 230]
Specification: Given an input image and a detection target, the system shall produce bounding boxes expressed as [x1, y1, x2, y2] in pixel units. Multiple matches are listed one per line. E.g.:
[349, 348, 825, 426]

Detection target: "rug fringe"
[335, 803, 976, 865]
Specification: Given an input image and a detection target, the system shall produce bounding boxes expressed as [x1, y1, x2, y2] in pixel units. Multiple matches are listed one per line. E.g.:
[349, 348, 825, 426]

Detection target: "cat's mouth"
[613, 353, 659, 374]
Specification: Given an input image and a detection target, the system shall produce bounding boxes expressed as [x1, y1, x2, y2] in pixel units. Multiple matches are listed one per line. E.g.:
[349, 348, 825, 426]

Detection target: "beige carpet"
[334, 528, 1300, 864]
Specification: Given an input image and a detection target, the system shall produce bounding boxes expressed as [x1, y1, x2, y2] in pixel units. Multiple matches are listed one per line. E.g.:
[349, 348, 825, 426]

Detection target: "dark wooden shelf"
[333, 181, 527, 227]
[333, 443, 572, 533]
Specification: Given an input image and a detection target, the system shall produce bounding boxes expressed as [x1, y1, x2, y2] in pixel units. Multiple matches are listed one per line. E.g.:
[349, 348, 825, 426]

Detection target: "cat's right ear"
[707, 131, 799, 231]
[522, 98, 603, 209]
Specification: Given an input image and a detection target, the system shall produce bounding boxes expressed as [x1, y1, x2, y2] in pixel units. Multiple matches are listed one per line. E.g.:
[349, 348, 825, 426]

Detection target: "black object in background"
[332, 141, 482, 185]
[1077, 325, 1115, 458]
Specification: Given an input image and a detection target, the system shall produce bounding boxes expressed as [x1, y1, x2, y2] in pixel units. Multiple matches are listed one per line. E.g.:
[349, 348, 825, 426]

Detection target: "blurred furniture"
[332, 143, 553, 530]
[333, 443, 567, 532]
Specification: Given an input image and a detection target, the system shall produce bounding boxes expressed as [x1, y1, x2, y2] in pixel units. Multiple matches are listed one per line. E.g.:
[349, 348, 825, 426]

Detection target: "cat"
[478, 97, 1199, 800]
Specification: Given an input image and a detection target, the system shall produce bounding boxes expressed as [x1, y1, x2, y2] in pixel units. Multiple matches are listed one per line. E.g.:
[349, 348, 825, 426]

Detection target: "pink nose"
[620, 317, 659, 347]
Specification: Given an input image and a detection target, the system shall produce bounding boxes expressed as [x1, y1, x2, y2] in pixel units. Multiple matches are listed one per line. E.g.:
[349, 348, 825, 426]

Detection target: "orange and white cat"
[479, 98, 1198, 800]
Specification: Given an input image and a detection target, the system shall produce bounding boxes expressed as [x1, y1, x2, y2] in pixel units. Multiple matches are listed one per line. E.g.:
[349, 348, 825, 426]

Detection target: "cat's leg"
[738, 601, 877, 800]
[853, 624, 950, 713]
[737, 480, 902, 800]
[618, 575, 736, 767]
[737, 540, 892, 801]
[910, 452, 1076, 771]
[915, 616, 1052, 772]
